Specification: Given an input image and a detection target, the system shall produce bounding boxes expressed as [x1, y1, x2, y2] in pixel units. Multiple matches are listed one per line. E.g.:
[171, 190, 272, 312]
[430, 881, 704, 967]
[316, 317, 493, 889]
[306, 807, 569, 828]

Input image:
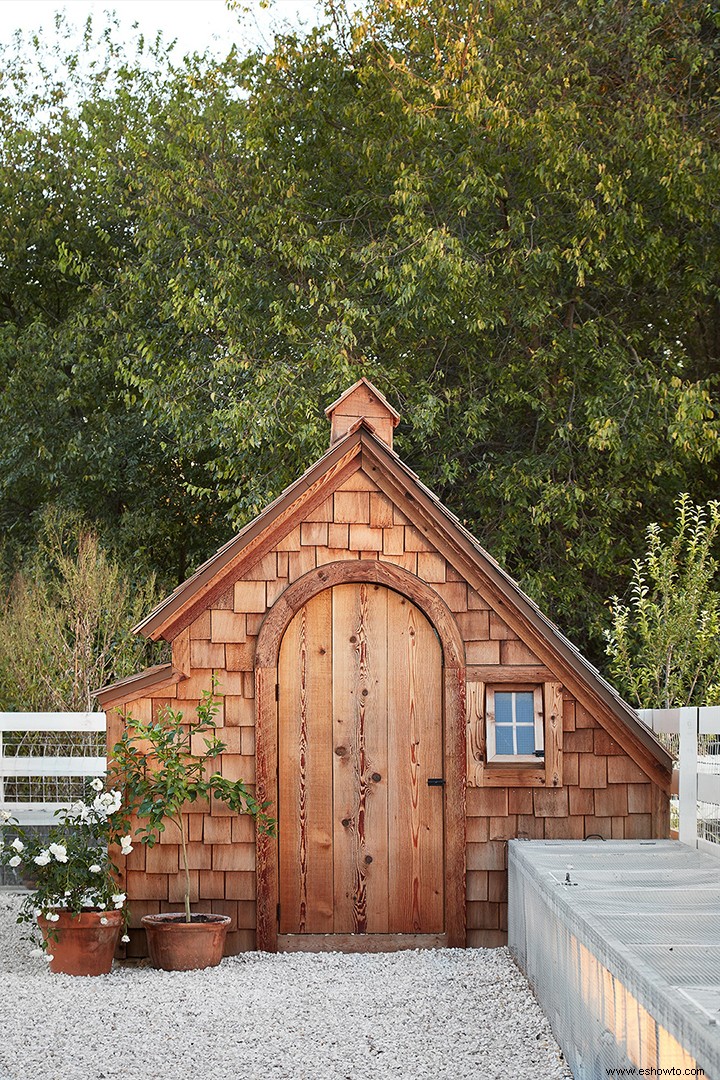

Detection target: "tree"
[1, 2, 720, 663]
[0, 513, 166, 712]
[605, 496, 720, 709]
[0, 17, 230, 584]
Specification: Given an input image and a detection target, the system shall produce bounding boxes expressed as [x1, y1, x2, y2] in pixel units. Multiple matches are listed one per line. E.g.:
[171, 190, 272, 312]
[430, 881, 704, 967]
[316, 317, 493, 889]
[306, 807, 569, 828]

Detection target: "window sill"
[488, 755, 543, 766]
[480, 761, 548, 787]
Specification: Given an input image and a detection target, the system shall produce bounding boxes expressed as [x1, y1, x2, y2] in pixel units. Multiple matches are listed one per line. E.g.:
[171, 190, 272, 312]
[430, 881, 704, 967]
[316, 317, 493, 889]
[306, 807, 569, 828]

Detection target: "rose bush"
[0, 778, 132, 955]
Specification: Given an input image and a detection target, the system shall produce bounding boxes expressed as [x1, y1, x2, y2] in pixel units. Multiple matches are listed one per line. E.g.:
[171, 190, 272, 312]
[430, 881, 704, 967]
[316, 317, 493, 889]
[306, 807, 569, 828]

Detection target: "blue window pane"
[516, 725, 536, 755]
[515, 692, 535, 724]
[495, 693, 513, 724]
[495, 725, 514, 754]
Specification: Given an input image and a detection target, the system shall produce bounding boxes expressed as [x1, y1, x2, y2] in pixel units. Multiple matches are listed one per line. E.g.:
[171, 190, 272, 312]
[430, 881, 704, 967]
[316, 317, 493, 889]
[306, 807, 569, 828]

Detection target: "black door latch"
[427, 778, 446, 786]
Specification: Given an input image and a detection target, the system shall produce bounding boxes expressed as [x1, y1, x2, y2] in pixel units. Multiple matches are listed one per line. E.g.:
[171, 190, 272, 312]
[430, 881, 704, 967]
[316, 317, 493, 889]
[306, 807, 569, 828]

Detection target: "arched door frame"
[254, 559, 467, 951]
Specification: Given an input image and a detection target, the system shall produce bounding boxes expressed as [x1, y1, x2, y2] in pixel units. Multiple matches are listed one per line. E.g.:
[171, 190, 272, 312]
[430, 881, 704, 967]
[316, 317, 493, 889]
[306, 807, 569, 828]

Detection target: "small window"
[486, 686, 544, 763]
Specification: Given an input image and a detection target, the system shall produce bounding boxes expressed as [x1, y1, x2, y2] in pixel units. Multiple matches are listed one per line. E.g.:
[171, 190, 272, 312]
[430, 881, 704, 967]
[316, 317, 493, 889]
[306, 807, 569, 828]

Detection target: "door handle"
[427, 778, 446, 786]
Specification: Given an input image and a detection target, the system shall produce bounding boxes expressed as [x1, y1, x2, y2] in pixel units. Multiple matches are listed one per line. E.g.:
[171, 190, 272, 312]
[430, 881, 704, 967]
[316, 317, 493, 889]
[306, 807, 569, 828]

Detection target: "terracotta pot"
[37, 909, 123, 976]
[141, 913, 231, 971]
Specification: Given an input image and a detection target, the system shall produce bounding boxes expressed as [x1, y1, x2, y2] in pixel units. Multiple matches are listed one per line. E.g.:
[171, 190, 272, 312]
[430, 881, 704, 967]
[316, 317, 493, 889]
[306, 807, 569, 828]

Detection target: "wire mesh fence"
[1, 731, 105, 804]
[509, 840, 719, 1080]
[639, 707, 720, 853]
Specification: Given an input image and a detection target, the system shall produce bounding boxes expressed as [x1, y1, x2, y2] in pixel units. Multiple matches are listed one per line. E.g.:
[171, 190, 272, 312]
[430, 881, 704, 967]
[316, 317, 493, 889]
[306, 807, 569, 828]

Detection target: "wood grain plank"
[444, 666, 467, 948]
[172, 627, 191, 675]
[544, 682, 563, 788]
[358, 585, 390, 934]
[278, 593, 334, 933]
[467, 665, 552, 683]
[332, 584, 389, 934]
[388, 591, 444, 933]
[330, 583, 357, 934]
[277, 933, 448, 952]
[466, 680, 485, 787]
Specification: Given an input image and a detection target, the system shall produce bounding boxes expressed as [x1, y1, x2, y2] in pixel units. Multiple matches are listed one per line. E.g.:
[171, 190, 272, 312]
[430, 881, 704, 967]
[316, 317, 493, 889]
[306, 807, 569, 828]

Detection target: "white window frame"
[486, 686, 544, 764]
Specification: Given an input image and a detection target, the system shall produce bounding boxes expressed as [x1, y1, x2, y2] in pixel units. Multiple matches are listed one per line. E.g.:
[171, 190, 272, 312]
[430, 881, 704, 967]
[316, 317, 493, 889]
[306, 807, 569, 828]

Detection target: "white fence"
[638, 706, 720, 857]
[0, 712, 107, 825]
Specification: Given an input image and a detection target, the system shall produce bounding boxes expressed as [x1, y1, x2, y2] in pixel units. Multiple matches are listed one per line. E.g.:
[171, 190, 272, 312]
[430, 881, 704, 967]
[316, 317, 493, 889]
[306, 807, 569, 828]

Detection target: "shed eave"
[94, 662, 185, 709]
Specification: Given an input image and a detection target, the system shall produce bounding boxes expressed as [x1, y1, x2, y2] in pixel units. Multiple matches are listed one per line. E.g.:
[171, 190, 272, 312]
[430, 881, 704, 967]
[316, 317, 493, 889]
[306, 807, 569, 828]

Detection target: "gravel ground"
[0, 893, 572, 1080]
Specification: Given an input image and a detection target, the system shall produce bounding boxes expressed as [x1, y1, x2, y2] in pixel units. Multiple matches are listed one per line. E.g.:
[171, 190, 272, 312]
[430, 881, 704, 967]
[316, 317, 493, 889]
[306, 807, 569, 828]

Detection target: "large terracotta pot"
[37, 909, 123, 976]
[141, 913, 231, 971]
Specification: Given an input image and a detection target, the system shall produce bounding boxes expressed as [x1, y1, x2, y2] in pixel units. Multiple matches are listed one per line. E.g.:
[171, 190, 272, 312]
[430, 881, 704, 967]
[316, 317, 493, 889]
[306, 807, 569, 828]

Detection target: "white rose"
[121, 934, 130, 943]
[111, 893, 126, 908]
[49, 843, 68, 863]
[89, 863, 102, 874]
[11, 838, 24, 853]
[34, 851, 51, 866]
[90, 778, 104, 792]
[0, 809, 12, 823]
[8, 855, 21, 868]
[100, 917, 108, 925]
[98, 790, 122, 815]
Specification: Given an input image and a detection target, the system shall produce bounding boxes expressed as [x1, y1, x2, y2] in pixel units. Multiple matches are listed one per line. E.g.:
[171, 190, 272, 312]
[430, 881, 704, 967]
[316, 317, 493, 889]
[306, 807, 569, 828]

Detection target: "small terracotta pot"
[141, 913, 231, 971]
[37, 909, 123, 976]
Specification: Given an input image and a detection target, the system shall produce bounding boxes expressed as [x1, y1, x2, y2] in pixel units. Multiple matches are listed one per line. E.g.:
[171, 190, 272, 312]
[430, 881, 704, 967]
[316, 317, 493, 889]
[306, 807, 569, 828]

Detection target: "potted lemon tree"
[110, 681, 273, 971]
[0, 781, 132, 975]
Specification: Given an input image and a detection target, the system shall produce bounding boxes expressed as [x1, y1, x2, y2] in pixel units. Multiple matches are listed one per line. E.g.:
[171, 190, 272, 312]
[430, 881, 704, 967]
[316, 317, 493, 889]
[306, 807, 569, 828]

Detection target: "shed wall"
[108, 468, 667, 956]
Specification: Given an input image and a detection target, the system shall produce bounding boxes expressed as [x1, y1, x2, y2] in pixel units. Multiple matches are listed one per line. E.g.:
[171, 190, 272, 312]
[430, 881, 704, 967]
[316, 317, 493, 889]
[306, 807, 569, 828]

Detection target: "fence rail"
[638, 706, 720, 857]
[0, 712, 107, 825]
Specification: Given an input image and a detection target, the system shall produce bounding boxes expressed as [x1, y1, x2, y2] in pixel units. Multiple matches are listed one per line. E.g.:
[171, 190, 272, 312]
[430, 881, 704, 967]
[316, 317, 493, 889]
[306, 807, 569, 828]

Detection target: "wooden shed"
[98, 378, 673, 955]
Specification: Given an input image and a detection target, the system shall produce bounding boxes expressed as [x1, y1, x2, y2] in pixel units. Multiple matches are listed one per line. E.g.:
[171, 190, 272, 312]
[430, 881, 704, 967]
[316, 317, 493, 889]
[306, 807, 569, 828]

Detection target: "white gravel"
[0, 892, 571, 1080]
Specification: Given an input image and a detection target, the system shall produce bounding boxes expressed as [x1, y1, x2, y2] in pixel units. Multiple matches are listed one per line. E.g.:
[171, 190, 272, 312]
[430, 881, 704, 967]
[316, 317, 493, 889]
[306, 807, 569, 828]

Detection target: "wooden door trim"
[255, 560, 467, 952]
[278, 933, 449, 953]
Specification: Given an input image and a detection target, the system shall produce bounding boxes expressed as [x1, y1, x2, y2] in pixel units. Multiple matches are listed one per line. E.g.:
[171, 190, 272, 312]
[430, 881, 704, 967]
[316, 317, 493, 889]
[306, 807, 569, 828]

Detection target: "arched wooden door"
[277, 582, 446, 949]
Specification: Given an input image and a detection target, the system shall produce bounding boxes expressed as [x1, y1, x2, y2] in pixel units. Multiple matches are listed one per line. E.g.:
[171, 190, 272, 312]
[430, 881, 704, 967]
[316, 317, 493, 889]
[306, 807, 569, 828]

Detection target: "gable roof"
[324, 377, 401, 424]
[132, 421, 672, 786]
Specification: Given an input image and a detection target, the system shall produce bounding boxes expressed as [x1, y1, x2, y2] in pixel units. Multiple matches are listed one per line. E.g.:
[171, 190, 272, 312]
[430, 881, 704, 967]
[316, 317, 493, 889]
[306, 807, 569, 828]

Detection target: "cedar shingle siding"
[99, 380, 672, 955]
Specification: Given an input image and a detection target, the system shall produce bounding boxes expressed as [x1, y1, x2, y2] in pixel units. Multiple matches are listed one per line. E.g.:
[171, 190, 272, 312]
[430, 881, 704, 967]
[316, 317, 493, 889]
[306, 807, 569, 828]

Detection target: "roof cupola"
[325, 377, 400, 449]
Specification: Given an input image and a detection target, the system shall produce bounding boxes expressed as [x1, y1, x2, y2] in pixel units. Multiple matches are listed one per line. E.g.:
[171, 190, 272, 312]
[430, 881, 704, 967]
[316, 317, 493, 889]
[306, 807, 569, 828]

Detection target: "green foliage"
[605, 496, 720, 708]
[0, 779, 130, 951]
[0, 512, 166, 711]
[2, 2, 720, 660]
[110, 682, 273, 921]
